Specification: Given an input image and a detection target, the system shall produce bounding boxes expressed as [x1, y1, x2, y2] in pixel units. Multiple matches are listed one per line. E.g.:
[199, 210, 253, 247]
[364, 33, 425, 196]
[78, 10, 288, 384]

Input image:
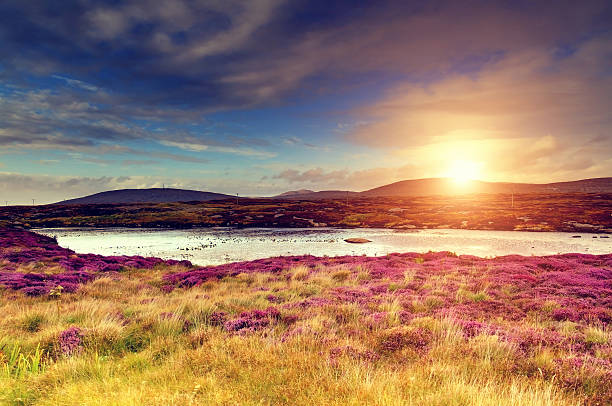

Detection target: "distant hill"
[274, 189, 315, 197]
[272, 190, 359, 200]
[54, 177, 612, 205]
[275, 177, 612, 199]
[361, 177, 612, 197]
[56, 188, 234, 204]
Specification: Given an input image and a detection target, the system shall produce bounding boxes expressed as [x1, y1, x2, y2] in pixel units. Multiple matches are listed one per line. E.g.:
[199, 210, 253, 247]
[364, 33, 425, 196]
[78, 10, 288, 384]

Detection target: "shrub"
[121, 327, 149, 353]
[290, 266, 310, 281]
[376, 326, 433, 354]
[224, 307, 281, 333]
[21, 313, 45, 333]
[207, 311, 228, 327]
[331, 269, 351, 282]
[58, 327, 83, 356]
[585, 327, 608, 345]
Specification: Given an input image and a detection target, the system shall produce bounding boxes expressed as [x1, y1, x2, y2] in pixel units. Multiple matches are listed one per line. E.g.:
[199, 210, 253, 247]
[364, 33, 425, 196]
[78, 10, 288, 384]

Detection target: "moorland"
[0, 227, 611, 405]
[1, 193, 611, 233]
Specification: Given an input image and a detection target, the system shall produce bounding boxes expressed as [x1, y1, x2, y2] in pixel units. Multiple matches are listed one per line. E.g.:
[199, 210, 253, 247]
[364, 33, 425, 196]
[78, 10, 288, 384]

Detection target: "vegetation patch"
[0, 228, 610, 405]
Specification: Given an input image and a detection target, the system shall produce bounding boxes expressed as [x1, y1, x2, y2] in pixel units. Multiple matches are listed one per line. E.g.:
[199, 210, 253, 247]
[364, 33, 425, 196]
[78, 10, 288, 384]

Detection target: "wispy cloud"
[0, 84, 268, 162]
[51, 75, 99, 92]
[272, 164, 421, 191]
[282, 136, 329, 152]
[160, 140, 276, 158]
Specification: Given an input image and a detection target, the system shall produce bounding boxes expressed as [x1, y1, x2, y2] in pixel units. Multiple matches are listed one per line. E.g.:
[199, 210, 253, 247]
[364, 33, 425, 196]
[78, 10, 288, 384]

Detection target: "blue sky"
[0, 0, 611, 204]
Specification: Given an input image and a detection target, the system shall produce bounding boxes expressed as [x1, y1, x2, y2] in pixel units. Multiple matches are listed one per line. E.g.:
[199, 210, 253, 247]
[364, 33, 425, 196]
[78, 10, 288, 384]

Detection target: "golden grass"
[0, 267, 593, 406]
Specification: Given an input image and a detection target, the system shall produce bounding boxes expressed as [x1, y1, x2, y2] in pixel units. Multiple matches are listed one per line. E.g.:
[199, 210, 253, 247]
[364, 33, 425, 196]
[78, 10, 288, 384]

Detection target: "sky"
[0, 0, 611, 204]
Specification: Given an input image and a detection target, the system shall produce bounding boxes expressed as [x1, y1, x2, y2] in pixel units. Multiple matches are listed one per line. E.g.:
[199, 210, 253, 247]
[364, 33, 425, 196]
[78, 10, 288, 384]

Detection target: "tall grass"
[1, 342, 46, 378]
[0, 263, 606, 405]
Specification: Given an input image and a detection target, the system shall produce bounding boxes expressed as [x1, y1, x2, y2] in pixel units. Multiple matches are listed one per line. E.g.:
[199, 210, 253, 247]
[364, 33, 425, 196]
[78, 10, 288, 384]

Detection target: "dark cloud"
[1, 1, 609, 109]
[0, 84, 271, 159]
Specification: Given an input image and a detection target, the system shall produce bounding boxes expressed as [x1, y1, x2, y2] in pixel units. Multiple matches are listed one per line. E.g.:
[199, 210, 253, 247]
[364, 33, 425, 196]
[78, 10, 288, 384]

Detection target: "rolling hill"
[275, 177, 612, 199]
[55, 188, 234, 205]
[271, 190, 359, 200]
[53, 177, 612, 205]
[361, 177, 612, 197]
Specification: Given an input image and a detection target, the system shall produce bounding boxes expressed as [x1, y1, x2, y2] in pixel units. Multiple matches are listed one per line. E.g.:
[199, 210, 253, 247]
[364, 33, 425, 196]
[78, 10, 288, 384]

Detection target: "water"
[33, 227, 611, 266]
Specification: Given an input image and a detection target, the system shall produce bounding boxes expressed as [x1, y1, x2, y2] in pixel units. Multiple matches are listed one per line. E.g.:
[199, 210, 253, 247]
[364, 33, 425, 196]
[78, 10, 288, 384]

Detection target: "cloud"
[35, 159, 59, 165]
[159, 142, 276, 158]
[273, 168, 348, 184]
[0, 84, 269, 160]
[349, 39, 612, 146]
[51, 75, 99, 92]
[0, 172, 200, 205]
[147, 151, 210, 164]
[272, 164, 421, 191]
[1, 1, 608, 110]
[175, 0, 284, 63]
[0, 171, 289, 205]
[210, 1, 611, 106]
[0, 173, 139, 204]
[282, 136, 329, 151]
[121, 160, 160, 166]
[344, 35, 612, 181]
[0, 1, 610, 189]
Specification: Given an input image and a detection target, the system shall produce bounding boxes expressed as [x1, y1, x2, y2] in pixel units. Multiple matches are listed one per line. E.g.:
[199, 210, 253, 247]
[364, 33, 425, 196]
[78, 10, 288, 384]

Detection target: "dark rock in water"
[344, 238, 372, 244]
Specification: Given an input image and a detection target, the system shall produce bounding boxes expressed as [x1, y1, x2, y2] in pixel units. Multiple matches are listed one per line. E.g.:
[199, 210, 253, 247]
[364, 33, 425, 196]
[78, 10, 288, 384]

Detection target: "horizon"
[1, 1, 612, 204]
[3, 175, 611, 206]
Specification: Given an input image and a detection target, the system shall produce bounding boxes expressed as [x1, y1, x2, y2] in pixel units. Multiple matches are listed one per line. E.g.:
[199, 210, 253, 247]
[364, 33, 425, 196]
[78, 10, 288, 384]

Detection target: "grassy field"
[1, 228, 611, 405]
[1, 193, 611, 233]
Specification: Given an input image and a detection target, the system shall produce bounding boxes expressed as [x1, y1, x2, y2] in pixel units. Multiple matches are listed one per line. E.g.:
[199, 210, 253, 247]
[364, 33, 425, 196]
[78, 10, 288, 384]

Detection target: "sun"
[447, 159, 481, 185]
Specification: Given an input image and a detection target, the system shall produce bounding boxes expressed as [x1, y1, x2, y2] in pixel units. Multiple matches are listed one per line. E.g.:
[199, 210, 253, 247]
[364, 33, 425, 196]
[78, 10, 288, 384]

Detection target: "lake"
[33, 227, 612, 266]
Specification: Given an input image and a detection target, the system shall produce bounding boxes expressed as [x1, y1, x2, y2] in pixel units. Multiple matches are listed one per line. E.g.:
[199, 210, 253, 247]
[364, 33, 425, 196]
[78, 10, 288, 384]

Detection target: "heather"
[164, 252, 612, 325]
[0, 227, 191, 296]
[0, 229, 611, 405]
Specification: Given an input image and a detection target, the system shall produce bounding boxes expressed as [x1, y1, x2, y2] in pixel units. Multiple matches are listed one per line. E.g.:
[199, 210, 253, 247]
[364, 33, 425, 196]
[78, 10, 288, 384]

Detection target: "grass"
[0, 229, 610, 405]
[0, 266, 607, 405]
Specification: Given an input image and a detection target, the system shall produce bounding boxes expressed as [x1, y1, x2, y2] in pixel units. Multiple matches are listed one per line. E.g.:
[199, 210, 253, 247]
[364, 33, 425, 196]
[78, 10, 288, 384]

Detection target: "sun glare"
[447, 159, 481, 185]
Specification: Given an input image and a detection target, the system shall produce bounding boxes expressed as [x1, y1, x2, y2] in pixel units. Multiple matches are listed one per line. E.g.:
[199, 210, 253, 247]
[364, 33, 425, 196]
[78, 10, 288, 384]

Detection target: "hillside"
[272, 190, 359, 200]
[56, 188, 234, 205]
[274, 189, 315, 197]
[272, 178, 612, 200]
[361, 177, 612, 197]
[52, 178, 612, 205]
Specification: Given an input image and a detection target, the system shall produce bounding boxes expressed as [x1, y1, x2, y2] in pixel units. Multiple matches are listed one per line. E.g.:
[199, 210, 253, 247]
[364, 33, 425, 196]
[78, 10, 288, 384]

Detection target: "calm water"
[34, 227, 612, 266]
